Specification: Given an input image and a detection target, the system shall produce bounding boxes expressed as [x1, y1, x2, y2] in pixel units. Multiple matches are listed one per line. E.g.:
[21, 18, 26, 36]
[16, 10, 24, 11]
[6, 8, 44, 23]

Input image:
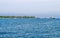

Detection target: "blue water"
[0, 18, 60, 38]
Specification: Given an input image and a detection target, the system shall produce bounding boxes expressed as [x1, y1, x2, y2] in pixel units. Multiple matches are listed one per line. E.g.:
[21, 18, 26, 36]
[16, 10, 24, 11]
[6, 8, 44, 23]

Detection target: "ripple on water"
[0, 18, 60, 38]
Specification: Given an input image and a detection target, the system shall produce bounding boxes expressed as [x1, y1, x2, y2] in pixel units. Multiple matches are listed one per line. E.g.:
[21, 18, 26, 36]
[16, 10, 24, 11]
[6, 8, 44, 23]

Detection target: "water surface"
[0, 18, 60, 38]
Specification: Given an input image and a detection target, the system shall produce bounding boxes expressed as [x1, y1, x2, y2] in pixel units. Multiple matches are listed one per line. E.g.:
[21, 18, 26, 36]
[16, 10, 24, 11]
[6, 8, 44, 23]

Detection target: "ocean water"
[0, 18, 60, 38]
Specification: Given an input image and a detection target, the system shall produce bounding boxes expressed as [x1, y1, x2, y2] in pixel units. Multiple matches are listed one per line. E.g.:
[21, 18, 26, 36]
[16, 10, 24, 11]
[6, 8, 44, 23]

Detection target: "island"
[0, 16, 35, 18]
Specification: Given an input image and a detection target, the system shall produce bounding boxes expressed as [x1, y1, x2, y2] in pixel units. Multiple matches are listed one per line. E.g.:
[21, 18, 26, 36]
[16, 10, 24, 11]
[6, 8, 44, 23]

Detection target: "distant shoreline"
[0, 16, 35, 18]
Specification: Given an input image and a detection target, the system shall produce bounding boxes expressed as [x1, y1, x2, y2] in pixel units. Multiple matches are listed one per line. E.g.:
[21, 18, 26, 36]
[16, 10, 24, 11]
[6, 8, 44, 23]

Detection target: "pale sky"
[0, 0, 60, 17]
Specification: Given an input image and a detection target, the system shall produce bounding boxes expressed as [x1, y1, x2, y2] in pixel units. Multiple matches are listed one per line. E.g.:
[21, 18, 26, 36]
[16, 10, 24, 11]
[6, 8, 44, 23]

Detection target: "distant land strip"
[0, 16, 35, 18]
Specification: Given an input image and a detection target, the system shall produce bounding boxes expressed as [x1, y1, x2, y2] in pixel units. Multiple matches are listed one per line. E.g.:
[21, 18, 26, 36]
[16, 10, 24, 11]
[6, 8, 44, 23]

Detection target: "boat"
[49, 16, 55, 19]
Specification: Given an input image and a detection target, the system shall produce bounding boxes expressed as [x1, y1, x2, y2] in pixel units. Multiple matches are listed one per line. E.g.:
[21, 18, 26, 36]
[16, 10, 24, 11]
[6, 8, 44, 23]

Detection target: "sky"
[0, 0, 60, 17]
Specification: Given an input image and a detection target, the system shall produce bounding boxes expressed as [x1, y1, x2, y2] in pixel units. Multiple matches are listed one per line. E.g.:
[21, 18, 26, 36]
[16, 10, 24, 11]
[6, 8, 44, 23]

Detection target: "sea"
[0, 18, 60, 38]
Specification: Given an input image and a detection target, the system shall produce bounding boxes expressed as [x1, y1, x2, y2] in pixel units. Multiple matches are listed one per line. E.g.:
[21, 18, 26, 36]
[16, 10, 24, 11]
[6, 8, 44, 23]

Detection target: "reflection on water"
[0, 18, 60, 38]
